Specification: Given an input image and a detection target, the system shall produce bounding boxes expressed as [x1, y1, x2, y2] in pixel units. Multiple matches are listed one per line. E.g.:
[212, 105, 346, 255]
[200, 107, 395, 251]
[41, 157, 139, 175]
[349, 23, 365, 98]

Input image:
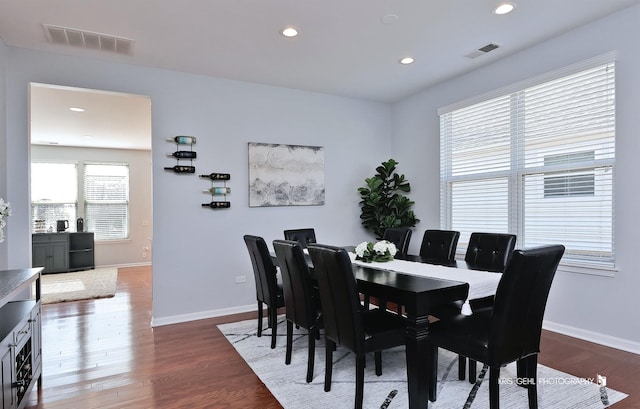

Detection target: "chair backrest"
[488, 245, 565, 366]
[464, 232, 517, 272]
[307, 243, 364, 354]
[273, 239, 318, 330]
[243, 235, 279, 305]
[283, 228, 317, 249]
[382, 227, 412, 257]
[419, 230, 460, 262]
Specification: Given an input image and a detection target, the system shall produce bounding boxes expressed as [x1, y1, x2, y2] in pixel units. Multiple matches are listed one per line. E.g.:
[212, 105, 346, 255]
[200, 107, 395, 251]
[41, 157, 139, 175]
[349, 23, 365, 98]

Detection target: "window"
[31, 161, 130, 241]
[84, 163, 130, 240]
[439, 60, 615, 269]
[31, 163, 78, 231]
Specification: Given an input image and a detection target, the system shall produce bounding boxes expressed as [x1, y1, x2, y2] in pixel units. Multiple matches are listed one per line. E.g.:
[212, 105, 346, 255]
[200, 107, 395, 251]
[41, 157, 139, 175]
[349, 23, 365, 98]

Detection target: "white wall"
[31, 145, 152, 267]
[392, 4, 640, 351]
[3, 47, 391, 325]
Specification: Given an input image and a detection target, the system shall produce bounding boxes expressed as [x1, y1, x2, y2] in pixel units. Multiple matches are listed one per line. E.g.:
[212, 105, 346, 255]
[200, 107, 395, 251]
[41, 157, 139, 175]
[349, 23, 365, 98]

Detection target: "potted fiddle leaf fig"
[358, 159, 419, 239]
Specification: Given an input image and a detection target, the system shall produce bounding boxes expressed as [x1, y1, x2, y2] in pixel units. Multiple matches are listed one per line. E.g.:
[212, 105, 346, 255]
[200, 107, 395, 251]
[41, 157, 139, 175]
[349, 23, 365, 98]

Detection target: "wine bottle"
[167, 136, 196, 144]
[199, 173, 231, 181]
[204, 187, 231, 195]
[164, 165, 195, 173]
[166, 151, 197, 159]
[202, 201, 231, 209]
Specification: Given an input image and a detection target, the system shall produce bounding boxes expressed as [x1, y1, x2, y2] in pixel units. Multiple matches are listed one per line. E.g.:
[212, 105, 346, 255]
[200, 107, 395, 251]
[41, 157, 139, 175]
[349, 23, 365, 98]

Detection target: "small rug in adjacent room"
[219, 317, 628, 409]
[41, 268, 118, 304]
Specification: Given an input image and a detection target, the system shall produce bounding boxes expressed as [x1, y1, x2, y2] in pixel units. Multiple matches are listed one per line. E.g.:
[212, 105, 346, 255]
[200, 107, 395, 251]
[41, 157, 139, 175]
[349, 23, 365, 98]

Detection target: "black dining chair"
[273, 239, 323, 383]
[419, 229, 460, 262]
[283, 228, 317, 249]
[382, 227, 412, 257]
[243, 235, 285, 349]
[426, 245, 565, 408]
[429, 231, 516, 381]
[307, 243, 406, 409]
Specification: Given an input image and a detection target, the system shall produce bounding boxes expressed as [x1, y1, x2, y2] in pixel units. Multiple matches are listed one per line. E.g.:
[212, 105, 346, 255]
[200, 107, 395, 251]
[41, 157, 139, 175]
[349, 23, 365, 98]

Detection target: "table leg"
[405, 310, 430, 409]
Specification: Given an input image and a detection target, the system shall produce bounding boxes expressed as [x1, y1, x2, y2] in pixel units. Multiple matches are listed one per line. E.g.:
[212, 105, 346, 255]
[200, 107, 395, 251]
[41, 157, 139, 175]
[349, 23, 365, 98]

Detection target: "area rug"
[41, 268, 118, 304]
[219, 317, 627, 409]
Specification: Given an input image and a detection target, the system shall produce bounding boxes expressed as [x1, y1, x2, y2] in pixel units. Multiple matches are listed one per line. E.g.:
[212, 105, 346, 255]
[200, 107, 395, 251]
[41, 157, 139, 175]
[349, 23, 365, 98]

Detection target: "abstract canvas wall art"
[248, 142, 325, 207]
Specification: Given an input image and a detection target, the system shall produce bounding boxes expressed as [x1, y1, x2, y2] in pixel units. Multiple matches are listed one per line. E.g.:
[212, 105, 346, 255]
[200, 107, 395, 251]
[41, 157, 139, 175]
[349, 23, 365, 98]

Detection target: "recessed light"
[381, 14, 399, 25]
[69, 107, 85, 112]
[281, 27, 299, 38]
[399, 57, 415, 65]
[493, 3, 516, 15]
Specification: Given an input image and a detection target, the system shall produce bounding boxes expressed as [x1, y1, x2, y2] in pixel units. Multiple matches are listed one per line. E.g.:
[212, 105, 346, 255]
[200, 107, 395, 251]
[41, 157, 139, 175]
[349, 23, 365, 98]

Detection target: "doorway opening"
[29, 83, 153, 274]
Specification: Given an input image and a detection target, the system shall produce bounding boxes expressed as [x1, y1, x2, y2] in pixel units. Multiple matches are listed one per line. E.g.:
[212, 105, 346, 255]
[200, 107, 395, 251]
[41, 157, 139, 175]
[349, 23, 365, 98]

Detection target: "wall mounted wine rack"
[164, 136, 197, 174]
[200, 173, 231, 209]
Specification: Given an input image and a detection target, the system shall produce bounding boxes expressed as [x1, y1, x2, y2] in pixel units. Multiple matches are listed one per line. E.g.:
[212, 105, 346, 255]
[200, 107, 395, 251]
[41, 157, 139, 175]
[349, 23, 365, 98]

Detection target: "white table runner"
[348, 253, 501, 315]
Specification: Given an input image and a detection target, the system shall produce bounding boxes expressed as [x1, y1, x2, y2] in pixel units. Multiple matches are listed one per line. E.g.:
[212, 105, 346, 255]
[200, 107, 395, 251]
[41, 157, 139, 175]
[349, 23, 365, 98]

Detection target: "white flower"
[373, 240, 397, 256]
[0, 198, 10, 217]
[355, 241, 369, 257]
[0, 197, 10, 243]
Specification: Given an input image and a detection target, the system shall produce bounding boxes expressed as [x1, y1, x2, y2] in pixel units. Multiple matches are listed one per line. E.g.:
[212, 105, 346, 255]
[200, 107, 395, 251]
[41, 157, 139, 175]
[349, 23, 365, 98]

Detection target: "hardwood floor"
[23, 266, 637, 408]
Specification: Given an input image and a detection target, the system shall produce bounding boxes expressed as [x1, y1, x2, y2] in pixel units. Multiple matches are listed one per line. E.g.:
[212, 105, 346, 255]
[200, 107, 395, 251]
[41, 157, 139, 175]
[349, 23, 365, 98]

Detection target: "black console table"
[32, 232, 95, 274]
[0, 268, 43, 409]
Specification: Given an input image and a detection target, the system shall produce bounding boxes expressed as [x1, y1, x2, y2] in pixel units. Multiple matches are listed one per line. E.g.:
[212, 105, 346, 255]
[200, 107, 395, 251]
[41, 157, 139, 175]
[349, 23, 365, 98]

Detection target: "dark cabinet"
[69, 233, 95, 272]
[0, 268, 43, 409]
[1, 348, 11, 409]
[31, 234, 68, 273]
[32, 233, 94, 274]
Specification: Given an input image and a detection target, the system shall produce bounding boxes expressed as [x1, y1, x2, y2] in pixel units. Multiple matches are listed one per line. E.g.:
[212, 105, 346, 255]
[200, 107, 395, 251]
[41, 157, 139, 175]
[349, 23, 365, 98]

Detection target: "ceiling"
[2, 0, 639, 149]
[30, 84, 152, 150]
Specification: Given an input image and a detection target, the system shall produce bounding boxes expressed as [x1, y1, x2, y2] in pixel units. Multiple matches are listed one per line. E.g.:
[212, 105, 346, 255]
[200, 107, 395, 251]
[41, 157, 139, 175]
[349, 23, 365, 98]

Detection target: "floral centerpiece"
[0, 197, 11, 243]
[354, 240, 397, 263]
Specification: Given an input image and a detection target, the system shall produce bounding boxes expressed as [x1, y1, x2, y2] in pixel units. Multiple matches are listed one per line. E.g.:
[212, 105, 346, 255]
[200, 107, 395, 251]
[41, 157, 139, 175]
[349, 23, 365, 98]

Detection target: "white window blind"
[31, 163, 78, 232]
[440, 61, 615, 269]
[84, 163, 130, 241]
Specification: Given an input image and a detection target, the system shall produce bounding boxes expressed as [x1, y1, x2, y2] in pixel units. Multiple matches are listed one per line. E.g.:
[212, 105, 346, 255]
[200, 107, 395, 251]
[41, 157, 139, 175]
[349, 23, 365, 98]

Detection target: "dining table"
[271, 248, 502, 409]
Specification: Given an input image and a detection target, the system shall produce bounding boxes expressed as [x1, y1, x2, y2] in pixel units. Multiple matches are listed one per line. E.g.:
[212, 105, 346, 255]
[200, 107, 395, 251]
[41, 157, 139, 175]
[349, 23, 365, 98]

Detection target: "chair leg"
[489, 366, 500, 409]
[285, 320, 293, 365]
[524, 355, 539, 409]
[517, 358, 526, 380]
[355, 353, 366, 409]
[428, 345, 438, 402]
[469, 359, 477, 383]
[324, 339, 334, 392]
[458, 355, 466, 380]
[257, 301, 263, 337]
[306, 328, 316, 383]
[363, 294, 370, 309]
[374, 351, 382, 376]
[269, 305, 278, 349]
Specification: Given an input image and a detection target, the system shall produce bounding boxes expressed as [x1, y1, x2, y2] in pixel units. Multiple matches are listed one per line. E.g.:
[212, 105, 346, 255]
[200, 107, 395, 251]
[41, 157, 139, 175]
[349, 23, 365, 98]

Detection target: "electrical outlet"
[235, 275, 246, 283]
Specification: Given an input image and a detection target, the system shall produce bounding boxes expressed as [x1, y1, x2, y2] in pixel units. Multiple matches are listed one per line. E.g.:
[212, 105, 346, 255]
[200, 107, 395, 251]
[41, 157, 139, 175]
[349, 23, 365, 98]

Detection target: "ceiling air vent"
[43, 24, 134, 56]
[465, 43, 499, 59]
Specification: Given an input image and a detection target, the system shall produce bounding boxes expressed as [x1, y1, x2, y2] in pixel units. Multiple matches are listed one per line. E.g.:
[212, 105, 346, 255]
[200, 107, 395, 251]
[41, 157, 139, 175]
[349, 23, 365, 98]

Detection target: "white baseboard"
[151, 304, 256, 327]
[97, 262, 152, 269]
[543, 320, 640, 355]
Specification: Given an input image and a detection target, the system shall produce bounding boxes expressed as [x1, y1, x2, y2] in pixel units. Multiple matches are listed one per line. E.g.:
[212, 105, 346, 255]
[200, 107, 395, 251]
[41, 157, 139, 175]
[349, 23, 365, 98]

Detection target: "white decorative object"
[0, 198, 11, 243]
[354, 240, 397, 263]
